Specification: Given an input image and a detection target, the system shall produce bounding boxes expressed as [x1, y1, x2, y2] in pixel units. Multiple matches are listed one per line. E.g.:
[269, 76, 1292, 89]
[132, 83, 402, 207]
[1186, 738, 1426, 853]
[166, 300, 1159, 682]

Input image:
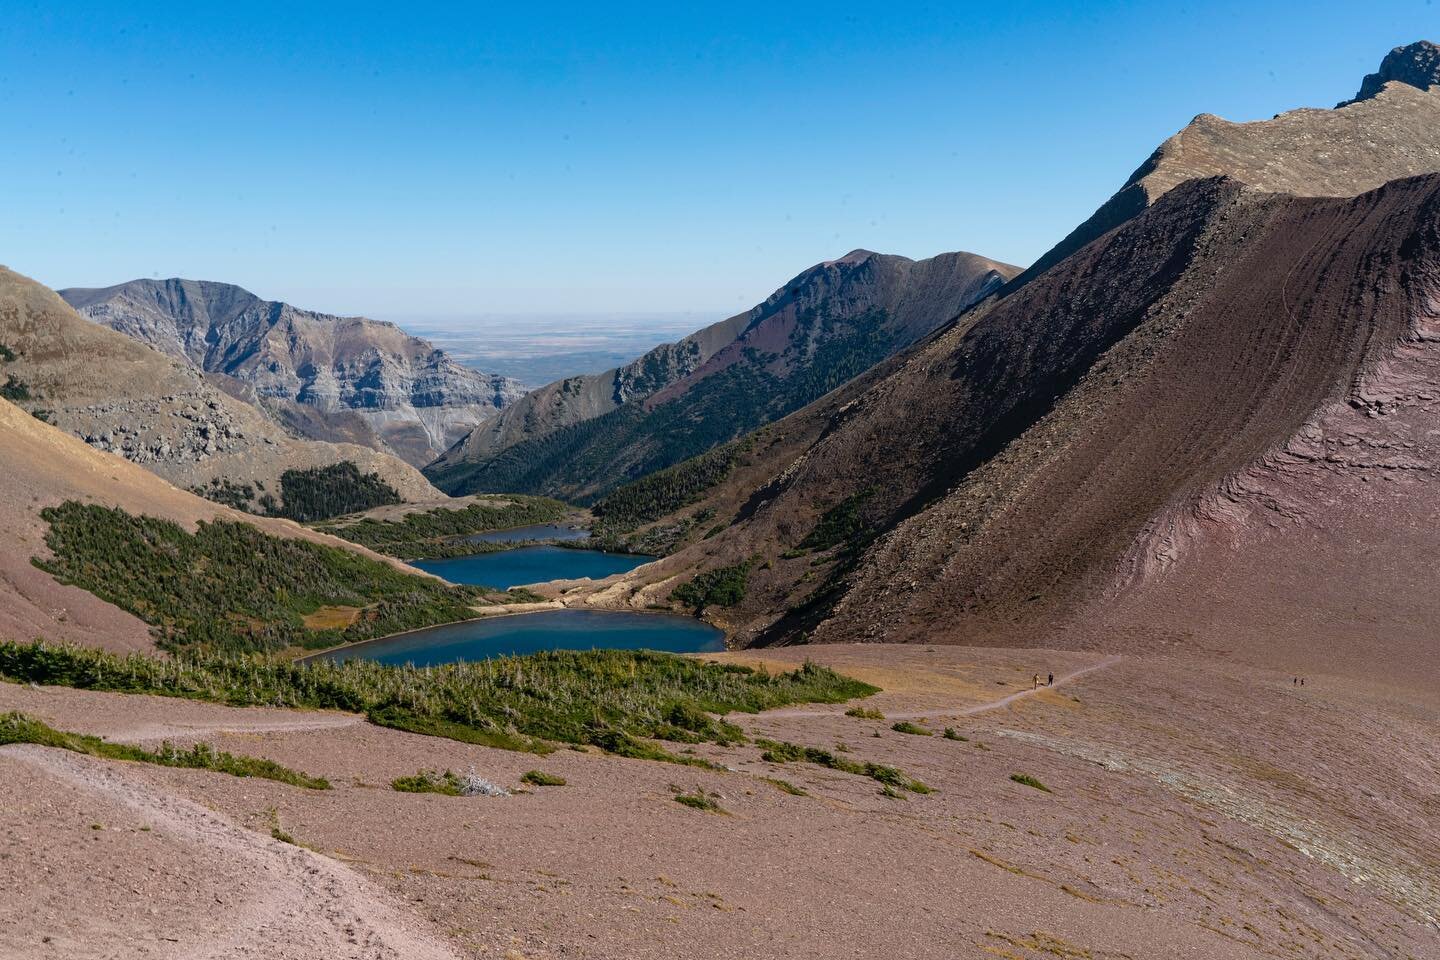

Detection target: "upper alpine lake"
[413, 543, 653, 590]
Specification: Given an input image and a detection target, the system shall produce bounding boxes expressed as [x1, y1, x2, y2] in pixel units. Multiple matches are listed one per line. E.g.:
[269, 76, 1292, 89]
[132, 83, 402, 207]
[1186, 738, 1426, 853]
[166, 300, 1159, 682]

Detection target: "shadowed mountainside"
[425, 249, 1017, 502]
[60, 278, 524, 466]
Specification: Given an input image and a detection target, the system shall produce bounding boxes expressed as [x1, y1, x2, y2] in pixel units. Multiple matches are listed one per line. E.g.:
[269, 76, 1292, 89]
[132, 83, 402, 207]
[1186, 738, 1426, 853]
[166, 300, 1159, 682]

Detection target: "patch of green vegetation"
[670, 559, 755, 614]
[761, 776, 807, 796]
[0, 712, 329, 789]
[798, 489, 875, 552]
[264, 462, 402, 522]
[0, 642, 877, 766]
[673, 787, 725, 813]
[755, 737, 931, 794]
[31, 501, 498, 653]
[1, 376, 33, 402]
[1010, 773, 1051, 793]
[891, 720, 932, 736]
[0, 342, 14, 361]
[592, 442, 743, 529]
[367, 706, 555, 755]
[845, 706, 884, 720]
[30, 408, 53, 424]
[943, 727, 968, 742]
[189, 477, 259, 512]
[317, 496, 570, 559]
[392, 769, 464, 795]
[520, 769, 567, 787]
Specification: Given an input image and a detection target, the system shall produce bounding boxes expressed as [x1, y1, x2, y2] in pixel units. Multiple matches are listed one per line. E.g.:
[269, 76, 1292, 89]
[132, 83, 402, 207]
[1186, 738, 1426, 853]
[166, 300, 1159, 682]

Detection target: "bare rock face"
[0, 268, 439, 502]
[1020, 41, 1440, 283]
[426, 249, 1018, 502]
[59, 279, 525, 466]
[1343, 39, 1440, 105]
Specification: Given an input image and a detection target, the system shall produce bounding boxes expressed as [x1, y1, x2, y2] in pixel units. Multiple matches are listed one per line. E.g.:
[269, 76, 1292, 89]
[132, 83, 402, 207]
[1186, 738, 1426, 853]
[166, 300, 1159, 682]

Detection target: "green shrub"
[1010, 773, 1051, 793]
[520, 769, 567, 787]
[755, 737, 931, 793]
[762, 777, 807, 796]
[1, 376, 32, 402]
[943, 727, 968, 742]
[891, 721, 932, 736]
[0, 712, 328, 789]
[845, 707, 884, 720]
[392, 769, 464, 795]
[673, 787, 724, 813]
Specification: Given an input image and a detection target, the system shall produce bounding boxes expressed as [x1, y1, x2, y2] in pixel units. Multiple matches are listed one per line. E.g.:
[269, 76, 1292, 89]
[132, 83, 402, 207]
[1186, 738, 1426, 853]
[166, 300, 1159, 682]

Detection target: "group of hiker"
[1291, 676, 1307, 686]
[1031, 672, 1054, 690]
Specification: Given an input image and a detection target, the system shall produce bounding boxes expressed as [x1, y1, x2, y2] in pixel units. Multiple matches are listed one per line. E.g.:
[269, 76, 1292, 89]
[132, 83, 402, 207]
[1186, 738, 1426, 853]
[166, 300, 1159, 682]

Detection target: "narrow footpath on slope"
[754, 655, 1123, 722]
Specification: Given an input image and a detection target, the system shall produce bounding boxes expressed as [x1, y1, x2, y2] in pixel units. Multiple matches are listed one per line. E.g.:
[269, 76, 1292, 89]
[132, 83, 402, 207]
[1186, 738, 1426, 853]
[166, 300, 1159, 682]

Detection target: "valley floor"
[2, 644, 1436, 960]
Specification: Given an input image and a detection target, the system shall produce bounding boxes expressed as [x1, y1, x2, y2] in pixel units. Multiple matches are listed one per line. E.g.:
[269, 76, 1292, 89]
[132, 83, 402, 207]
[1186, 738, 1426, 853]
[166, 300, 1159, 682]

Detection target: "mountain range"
[586, 41, 1440, 689]
[0, 268, 439, 505]
[59, 278, 525, 466]
[425, 249, 1018, 502]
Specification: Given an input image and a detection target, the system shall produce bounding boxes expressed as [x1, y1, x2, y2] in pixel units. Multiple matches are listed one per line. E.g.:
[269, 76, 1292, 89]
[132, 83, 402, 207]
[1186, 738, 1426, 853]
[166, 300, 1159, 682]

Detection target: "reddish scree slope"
[625, 174, 1440, 686]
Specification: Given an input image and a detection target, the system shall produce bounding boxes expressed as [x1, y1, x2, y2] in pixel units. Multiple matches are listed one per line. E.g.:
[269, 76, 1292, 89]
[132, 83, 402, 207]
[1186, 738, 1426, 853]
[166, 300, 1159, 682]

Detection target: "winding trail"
[1, 744, 464, 960]
[754, 655, 1123, 722]
[109, 712, 367, 745]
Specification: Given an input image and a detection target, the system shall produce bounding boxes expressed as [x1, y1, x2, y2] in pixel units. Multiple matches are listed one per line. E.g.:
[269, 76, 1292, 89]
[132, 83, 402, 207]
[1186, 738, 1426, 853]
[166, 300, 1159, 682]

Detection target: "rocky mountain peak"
[1344, 40, 1440, 105]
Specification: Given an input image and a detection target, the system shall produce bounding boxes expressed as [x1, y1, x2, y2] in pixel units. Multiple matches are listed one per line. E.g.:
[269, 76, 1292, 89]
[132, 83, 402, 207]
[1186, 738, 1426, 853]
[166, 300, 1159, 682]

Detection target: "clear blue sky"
[1, 1, 1435, 319]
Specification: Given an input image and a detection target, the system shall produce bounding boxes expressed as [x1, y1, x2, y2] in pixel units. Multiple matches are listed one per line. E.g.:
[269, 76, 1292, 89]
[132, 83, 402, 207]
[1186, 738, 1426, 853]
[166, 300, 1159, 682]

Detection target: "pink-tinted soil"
[3, 644, 1435, 959]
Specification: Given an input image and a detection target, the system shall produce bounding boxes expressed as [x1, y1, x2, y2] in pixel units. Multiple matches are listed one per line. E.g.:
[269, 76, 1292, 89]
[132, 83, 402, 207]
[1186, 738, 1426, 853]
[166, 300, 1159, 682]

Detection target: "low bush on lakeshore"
[0, 642, 877, 764]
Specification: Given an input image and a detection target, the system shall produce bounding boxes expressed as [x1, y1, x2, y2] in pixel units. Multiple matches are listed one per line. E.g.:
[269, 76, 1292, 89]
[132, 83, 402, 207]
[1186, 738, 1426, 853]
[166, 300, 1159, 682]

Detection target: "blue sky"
[1, 1, 1435, 320]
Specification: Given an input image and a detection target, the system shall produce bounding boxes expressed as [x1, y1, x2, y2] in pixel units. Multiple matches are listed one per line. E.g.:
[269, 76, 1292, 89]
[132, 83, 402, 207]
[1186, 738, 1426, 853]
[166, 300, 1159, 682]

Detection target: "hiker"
[1047, 673, 1054, 686]
[1033, 673, 1039, 690]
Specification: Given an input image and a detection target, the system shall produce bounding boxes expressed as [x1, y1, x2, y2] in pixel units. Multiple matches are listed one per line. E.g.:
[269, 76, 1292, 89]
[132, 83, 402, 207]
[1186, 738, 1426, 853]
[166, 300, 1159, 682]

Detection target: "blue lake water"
[413, 545, 653, 589]
[467, 523, 590, 544]
[314, 609, 725, 666]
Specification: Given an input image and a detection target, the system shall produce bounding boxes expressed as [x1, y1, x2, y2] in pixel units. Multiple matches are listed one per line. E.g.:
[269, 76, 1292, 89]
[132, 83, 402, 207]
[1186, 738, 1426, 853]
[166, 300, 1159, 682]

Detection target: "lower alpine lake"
[314, 609, 726, 666]
[412, 544, 654, 590]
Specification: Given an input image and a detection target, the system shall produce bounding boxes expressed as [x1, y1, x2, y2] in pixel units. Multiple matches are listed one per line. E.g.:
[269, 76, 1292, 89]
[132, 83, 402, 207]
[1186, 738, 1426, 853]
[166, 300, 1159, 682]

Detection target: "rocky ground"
[2, 644, 1435, 959]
